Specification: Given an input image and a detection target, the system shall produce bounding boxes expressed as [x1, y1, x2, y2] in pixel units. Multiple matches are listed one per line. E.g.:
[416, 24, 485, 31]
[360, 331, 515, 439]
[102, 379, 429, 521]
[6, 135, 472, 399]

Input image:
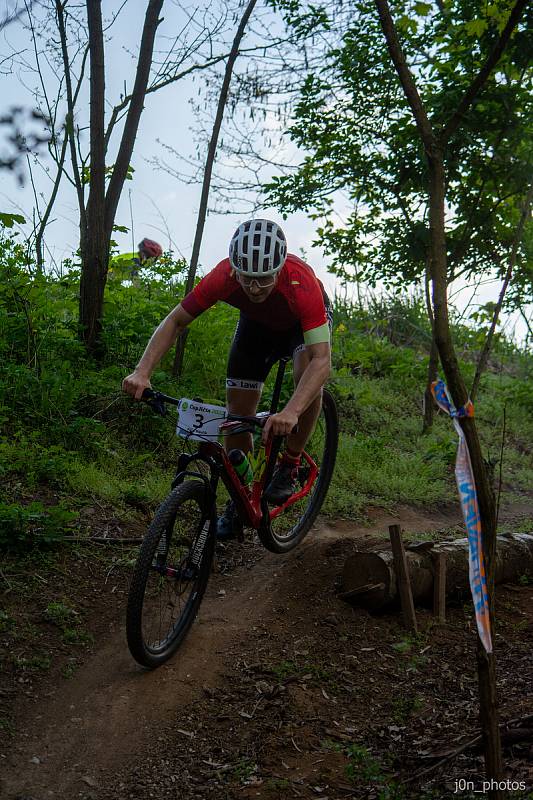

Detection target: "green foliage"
[0, 610, 15, 633]
[322, 740, 404, 798]
[0, 227, 532, 533]
[0, 502, 76, 552]
[43, 599, 93, 646]
[0, 212, 26, 228]
[13, 653, 52, 672]
[267, 0, 532, 304]
[44, 600, 78, 627]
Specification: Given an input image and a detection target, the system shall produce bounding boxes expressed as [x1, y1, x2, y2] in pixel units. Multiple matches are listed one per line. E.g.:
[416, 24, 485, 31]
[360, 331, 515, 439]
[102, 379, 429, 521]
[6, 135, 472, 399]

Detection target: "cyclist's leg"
[225, 314, 266, 453]
[225, 315, 272, 453]
[219, 317, 279, 537]
[225, 387, 261, 453]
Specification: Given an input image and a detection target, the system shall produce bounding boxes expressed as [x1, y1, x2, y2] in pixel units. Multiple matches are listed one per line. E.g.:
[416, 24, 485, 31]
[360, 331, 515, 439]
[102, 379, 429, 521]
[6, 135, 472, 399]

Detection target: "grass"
[0, 264, 532, 560]
[232, 757, 257, 784]
[61, 627, 94, 645]
[0, 716, 15, 737]
[321, 740, 405, 799]
[61, 660, 80, 679]
[391, 694, 423, 723]
[44, 599, 78, 627]
[12, 653, 52, 672]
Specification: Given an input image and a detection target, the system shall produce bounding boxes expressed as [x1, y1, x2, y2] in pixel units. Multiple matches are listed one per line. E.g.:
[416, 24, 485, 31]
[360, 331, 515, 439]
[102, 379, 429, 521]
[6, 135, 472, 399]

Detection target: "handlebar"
[139, 389, 297, 436]
[141, 388, 179, 416]
[140, 389, 270, 430]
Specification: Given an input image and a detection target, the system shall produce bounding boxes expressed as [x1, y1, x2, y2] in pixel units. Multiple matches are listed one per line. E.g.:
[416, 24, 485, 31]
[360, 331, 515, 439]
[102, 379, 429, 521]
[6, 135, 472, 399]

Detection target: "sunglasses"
[236, 273, 277, 289]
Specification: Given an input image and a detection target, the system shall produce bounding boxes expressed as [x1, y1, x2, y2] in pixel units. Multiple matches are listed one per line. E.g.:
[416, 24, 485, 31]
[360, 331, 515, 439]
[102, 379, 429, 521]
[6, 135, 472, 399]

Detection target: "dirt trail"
[2, 547, 284, 799]
[2, 502, 531, 799]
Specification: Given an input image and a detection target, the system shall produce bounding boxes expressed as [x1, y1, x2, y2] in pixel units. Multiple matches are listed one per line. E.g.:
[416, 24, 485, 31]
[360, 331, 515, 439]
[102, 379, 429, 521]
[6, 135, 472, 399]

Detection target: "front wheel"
[126, 480, 214, 668]
[258, 388, 338, 554]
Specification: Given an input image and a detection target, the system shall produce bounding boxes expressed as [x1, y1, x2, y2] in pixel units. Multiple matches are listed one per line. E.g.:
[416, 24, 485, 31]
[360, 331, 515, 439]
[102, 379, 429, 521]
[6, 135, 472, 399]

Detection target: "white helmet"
[229, 219, 287, 276]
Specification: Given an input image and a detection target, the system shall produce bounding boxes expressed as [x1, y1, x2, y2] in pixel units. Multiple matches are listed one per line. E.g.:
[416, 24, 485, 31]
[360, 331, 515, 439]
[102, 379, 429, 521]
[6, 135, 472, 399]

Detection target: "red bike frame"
[198, 422, 319, 530]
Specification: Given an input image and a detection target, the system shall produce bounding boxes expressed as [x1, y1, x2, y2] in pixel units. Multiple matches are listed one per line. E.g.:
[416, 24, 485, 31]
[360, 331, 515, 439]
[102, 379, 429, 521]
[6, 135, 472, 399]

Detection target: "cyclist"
[109, 238, 163, 283]
[122, 219, 332, 538]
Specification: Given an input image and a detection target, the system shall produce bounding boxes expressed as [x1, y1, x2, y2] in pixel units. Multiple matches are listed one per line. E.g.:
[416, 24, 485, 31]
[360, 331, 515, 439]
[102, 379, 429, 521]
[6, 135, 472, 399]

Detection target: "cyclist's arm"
[122, 304, 194, 399]
[263, 341, 331, 438]
[287, 341, 331, 416]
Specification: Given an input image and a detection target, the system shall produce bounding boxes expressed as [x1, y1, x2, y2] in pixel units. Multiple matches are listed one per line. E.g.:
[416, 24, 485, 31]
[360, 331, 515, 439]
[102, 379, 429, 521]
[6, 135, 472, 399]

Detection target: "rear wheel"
[258, 388, 338, 553]
[126, 481, 214, 668]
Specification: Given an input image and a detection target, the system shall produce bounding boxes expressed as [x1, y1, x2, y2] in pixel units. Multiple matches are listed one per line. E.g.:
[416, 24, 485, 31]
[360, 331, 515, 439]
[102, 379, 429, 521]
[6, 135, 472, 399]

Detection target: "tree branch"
[470, 181, 533, 400]
[174, 0, 258, 375]
[374, 0, 435, 153]
[104, 52, 228, 151]
[103, 35, 290, 152]
[0, 0, 41, 32]
[439, 0, 528, 146]
[56, 0, 87, 235]
[35, 128, 68, 270]
[104, 0, 164, 238]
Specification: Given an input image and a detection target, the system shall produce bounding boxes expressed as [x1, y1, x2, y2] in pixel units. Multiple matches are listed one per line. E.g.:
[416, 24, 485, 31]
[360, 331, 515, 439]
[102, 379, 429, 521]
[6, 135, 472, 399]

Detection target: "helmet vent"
[229, 219, 287, 276]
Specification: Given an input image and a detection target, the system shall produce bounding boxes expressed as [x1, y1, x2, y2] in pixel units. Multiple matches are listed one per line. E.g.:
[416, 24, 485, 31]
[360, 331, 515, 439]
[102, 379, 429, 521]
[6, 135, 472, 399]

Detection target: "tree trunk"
[104, 0, 163, 239]
[422, 264, 438, 433]
[342, 533, 533, 610]
[56, 1, 87, 247]
[79, 0, 163, 355]
[173, 0, 258, 376]
[80, 0, 106, 355]
[428, 147, 504, 796]
[423, 335, 439, 434]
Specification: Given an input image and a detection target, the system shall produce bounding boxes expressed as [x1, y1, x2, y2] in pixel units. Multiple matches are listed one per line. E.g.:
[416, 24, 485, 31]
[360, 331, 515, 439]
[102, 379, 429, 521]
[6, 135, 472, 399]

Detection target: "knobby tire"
[258, 388, 338, 554]
[126, 480, 214, 668]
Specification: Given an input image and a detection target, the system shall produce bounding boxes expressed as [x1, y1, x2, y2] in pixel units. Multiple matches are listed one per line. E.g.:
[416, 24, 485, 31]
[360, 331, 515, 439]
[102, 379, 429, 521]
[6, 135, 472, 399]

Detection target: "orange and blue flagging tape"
[431, 379, 492, 654]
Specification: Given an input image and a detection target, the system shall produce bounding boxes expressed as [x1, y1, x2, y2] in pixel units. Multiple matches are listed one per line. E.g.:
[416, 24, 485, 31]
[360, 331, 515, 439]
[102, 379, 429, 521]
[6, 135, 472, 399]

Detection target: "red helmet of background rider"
[138, 238, 163, 260]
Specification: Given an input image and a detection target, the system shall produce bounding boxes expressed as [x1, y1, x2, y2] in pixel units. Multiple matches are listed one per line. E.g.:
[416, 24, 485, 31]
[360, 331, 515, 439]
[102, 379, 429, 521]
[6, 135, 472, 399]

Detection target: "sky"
[0, 0, 530, 344]
[0, 0, 338, 292]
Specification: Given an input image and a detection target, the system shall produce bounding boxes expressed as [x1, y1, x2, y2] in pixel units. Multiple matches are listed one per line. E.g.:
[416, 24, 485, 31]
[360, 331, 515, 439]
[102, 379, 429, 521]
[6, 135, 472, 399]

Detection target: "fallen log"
[341, 532, 533, 611]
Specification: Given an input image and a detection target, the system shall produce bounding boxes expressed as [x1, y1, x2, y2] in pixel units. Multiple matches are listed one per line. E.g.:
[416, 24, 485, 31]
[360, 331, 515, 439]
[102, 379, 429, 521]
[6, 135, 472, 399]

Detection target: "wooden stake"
[433, 551, 447, 624]
[389, 524, 417, 632]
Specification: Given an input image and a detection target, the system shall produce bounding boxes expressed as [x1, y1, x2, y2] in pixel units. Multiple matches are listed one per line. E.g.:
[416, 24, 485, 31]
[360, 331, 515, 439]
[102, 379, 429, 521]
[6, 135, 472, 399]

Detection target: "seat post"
[269, 357, 289, 414]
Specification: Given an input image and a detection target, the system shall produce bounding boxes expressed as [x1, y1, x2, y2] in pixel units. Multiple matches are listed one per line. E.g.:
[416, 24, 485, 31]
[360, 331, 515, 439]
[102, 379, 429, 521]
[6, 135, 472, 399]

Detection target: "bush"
[0, 502, 76, 552]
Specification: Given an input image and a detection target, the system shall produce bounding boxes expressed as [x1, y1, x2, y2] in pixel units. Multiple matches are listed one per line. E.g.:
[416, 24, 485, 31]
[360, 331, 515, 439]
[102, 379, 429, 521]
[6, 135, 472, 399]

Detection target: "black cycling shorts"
[226, 296, 333, 390]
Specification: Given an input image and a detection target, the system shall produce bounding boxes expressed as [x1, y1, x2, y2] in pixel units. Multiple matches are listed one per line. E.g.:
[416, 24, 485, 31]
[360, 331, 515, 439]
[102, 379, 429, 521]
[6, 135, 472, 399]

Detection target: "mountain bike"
[126, 357, 338, 668]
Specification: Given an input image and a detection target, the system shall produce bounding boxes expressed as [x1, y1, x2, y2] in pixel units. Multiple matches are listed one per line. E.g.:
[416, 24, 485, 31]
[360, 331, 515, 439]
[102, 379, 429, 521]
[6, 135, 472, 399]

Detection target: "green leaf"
[414, 2, 431, 16]
[397, 14, 418, 34]
[464, 18, 488, 37]
[0, 212, 26, 228]
[113, 224, 129, 233]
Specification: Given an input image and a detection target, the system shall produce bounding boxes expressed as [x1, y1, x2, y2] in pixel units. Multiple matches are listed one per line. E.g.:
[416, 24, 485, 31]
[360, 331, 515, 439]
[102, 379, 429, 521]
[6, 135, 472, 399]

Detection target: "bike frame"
[169, 358, 319, 532]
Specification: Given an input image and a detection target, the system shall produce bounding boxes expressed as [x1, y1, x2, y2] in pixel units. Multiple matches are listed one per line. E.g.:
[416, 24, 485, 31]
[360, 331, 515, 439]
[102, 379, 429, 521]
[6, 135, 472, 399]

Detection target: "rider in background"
[109, 238, 163, 284]
[122, 220, 331, 538]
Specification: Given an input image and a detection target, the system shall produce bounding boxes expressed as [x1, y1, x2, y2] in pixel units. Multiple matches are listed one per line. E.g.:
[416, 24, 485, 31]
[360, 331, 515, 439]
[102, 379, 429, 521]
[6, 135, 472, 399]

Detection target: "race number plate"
[176, 398, 226, 441]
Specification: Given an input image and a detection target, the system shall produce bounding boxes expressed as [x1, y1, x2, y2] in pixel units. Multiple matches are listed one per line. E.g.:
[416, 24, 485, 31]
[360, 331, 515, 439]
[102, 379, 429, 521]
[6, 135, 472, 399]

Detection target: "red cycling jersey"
[181, 253, 330, 346]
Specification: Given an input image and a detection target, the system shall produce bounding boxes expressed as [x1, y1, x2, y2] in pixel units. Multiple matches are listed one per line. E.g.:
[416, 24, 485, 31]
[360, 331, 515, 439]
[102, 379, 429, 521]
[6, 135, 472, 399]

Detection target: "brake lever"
[141, 388, 167, 416]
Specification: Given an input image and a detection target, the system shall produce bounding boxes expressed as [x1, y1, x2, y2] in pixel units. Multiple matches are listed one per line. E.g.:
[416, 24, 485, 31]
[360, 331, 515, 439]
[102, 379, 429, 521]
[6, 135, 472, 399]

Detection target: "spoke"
[269, 403, 328, 540]
[141, 498, 206, 653]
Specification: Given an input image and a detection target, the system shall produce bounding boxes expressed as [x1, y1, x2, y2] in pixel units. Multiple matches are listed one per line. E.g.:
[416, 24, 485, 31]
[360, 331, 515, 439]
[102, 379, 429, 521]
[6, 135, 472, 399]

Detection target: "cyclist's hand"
[262, 408, 298, 442]
[122, 371, 152, 401]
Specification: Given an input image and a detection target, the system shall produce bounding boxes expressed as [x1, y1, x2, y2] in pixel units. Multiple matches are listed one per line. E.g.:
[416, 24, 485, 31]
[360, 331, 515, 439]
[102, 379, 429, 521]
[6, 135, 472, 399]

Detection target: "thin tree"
[173, 0, 258, 376]
[80, 0, 163, 355]
[470, 182, 533, 401]
[373, 0, 528, 795]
